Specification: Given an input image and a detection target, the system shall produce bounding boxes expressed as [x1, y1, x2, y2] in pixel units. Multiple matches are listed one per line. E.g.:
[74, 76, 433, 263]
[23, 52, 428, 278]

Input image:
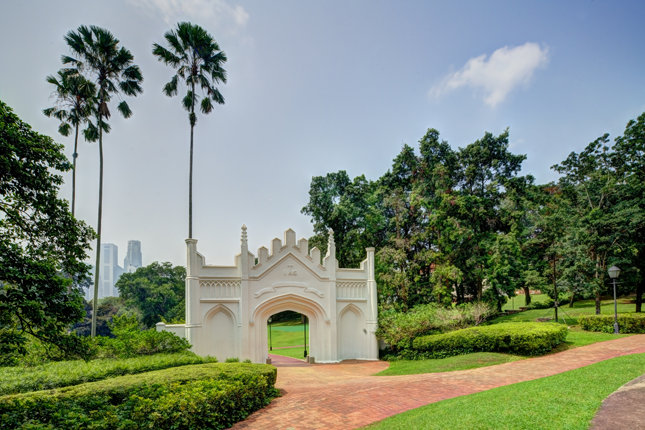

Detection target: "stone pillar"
[324, 228, 338, 362]
[366, 247, 378, 360]
[185, 239, 201, 353]
[240, 225, 251, 361]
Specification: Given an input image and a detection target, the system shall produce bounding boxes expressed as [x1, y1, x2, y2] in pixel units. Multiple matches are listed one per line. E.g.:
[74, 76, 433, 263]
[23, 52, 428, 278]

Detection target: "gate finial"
[328, 228, 335, 246]
[241, 224, 248, 244]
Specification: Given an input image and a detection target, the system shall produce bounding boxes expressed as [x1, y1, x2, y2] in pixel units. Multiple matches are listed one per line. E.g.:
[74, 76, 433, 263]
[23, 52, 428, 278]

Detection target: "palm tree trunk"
[189, 81, 195, 239]
[91, 110, 104, 337]
[72, 123, 79, 217]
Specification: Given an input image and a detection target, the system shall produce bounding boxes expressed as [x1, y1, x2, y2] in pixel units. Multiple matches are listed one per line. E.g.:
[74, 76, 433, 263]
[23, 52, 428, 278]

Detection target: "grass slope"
[270, 346, 308, 360]
[364, 353, 645, 430]
[268, 319, 309, 348]
[376, 352, 524, 376]
[494, 298, 635, 325]
[502, 293, 549, 311]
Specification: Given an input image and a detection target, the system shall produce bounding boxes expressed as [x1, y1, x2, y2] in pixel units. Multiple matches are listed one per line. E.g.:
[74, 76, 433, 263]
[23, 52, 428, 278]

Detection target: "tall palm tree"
[43, 70, 98, 217]
[152, 22, 227, 239]
[62, 25, 143, 337]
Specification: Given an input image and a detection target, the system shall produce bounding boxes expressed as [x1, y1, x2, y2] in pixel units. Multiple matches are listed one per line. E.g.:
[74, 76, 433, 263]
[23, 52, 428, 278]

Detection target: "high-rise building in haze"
[85, 241, 143, 301]
[123, 240, 142, 273]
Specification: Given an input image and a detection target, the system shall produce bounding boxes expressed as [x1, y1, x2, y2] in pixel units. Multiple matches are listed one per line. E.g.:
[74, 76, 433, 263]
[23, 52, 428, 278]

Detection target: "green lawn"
[269, 346, 308, 360]
[375, 352, 524, 376]
[267, 319, 309, 359]
[502, 293, 549, 311]
[363, 353, 645, 430]
[493, 298, 635, 325]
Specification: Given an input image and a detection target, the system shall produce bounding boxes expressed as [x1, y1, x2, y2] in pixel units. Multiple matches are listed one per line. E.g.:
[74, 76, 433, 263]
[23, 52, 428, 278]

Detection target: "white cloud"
[128, 0, 249, 30]
[430, 42, 549, 107]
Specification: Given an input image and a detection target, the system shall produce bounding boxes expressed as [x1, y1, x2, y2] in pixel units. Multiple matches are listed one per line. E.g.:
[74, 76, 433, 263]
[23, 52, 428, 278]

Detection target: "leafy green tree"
[613, 112, 645, 312]
[552, 135, 634, 314]
[302, 171, 386, 267]
[0, 101, 95, 363]
[43, 70, 99, 216]
[152, 22, 227, 239]
[63, 25, 143, 336]
[115, 262, 186, 328]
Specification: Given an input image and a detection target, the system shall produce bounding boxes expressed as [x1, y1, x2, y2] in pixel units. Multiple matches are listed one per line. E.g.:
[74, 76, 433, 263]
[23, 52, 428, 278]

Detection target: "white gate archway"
[157, 226, 379, 363]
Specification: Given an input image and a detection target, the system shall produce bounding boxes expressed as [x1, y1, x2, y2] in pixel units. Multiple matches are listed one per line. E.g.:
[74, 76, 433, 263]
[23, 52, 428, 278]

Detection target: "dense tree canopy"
[303, 115, 645, 313]
[0, 101, 95, 363]
[115, 262, 186, 328]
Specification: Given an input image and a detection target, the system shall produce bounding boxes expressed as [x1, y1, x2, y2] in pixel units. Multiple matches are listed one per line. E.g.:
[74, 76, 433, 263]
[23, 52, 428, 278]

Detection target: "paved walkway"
[590, 373, 645, 430]
[233, 335, 645, 430]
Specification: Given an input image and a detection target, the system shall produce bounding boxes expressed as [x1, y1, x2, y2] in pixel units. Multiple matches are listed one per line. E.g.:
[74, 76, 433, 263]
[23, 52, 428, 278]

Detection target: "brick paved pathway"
[233, 335, 645, 430]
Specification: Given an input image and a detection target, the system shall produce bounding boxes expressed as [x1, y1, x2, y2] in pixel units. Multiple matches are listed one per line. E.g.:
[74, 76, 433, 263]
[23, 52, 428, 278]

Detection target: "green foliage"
[524, 297, 554, 310]
[0, 363, 277, 429]
[226, 357, 240, 363]
[376, 302, 496, 350]
[0, 353, 217, 396]
[95, 315, 192, 359]
[116, 262, 186, 328]
[579, 313, 645, 334]
[375, 352, 524, 376]
[72, 296, 141, 337]
[410, 323, 568, 359]
[0, 100, 95, 363]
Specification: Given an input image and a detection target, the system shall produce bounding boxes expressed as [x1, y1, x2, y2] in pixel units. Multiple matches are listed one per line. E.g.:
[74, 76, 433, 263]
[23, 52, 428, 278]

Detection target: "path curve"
[233, 335, 645, 430]
[590, 373, 645, 430]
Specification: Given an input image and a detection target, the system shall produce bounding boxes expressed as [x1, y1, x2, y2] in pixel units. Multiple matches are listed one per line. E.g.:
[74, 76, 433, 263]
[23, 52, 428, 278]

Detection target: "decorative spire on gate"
[326, 228, 336, 260]
[241, 224, 248, 245]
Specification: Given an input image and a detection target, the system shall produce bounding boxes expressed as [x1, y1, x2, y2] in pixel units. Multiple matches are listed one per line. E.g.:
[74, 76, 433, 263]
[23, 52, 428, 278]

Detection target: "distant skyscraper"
[123, 240, 142, 273]
[101, 243, 124, 297]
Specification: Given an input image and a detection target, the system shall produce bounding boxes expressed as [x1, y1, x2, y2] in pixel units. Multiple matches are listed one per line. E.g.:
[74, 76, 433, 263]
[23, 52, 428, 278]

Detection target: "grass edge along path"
[364, 353, 645, 430]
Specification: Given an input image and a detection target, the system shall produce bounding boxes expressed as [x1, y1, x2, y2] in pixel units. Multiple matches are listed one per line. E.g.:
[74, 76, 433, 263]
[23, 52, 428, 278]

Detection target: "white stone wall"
[157, 226, 379, 363]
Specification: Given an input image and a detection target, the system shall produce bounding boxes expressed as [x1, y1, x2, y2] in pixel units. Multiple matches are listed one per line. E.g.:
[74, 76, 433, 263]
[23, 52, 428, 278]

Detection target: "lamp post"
[608, 266, 621, 334]
[268, 317, 273, 351]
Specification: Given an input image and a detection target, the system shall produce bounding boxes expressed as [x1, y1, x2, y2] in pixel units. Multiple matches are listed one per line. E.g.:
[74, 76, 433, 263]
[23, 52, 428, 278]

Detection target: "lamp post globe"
[608, 266, 621, 279]
[607, 266, 620, 334]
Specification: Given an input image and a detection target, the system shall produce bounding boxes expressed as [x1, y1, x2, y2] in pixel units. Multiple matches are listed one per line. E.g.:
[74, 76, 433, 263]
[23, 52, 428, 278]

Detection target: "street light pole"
[608, 266, 621, 335]
[612, 278, 619, 334]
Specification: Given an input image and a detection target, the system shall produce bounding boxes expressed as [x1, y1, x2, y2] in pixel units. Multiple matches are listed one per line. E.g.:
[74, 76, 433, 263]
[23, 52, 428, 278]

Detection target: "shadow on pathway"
[590, 373, 645, 430]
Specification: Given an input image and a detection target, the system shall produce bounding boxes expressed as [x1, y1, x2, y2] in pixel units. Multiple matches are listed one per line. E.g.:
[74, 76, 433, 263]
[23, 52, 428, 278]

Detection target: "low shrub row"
[579, 313, 645, 334]
[0, 352, 218, 396]
[407, 323, 568, 360]
[0, 363, 278, 429]
[377, 302, 496, 350]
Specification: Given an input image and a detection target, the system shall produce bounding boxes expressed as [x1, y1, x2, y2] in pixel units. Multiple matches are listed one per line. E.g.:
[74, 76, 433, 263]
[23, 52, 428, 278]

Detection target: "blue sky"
[1, 0, 644, 267]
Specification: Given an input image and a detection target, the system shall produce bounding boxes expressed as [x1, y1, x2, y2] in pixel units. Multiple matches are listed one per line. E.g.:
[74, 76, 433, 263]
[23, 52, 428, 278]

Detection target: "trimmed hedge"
[411, 322, 568, 359]
[0, 352, 218, 396]
[0, 363, 278, 429]
[579, 313, 645, 334]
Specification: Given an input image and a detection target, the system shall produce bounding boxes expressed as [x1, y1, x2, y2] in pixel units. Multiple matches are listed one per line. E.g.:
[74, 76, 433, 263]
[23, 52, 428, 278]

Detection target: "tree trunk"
[91, 110, 104, 338]
[637, 251, 645, 313]
[595, 291, 601, 315]
[523, 286, 531, 306]
[569, 291, 576, 308]
[477, 276, 483, 302]
[189, 81, 195, 239]
[72, 123, 79, 217]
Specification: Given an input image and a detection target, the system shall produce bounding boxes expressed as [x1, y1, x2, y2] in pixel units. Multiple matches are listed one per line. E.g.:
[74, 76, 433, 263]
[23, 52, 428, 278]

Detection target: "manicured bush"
[579, 313, 645, 334]
[0, 352, 217, 396]
[377, 302, 496, 350]
[525, 298, 555, 310]
[0, 363, 278, 429]
[410, 322, 568, 359]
